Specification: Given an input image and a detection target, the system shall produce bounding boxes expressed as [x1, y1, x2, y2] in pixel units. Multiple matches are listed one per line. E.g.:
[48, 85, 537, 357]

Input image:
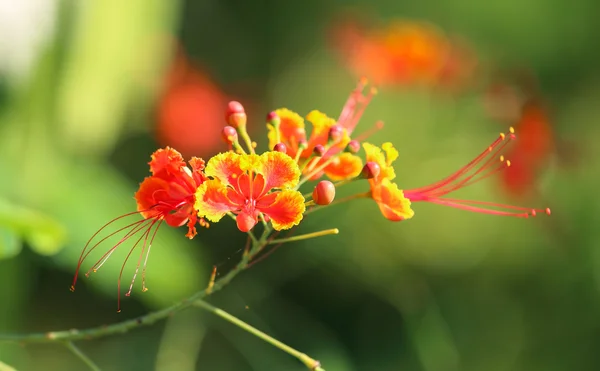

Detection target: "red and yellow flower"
[363, 128, 551, 221]
[363, 142, 415, 221]
[71, 147, 208, 311]
[331, 17, 477, 89]
[135, 147, 208, 239]
[194, 151, 306, 232]
[266, 80, 378, 181]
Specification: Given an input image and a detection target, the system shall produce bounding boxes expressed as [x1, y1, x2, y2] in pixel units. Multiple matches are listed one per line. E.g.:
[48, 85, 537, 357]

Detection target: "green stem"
[303, 192, 371, 216]
[193, 300, 323, 371]
[65, 341, 101, 371]
[302, 178, 356, 199]
[297, 156, 336, 189]
[0, 236, 269, 343]
[268, 228, 339, 245]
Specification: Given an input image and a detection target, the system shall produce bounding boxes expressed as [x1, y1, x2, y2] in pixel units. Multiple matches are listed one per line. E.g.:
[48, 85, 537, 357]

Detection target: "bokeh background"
[1, 0, 599, 370]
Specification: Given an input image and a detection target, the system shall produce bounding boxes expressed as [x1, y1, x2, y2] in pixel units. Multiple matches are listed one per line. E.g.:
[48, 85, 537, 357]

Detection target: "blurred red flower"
[329, 16, 477, 90]
[156, 49, 230, 158]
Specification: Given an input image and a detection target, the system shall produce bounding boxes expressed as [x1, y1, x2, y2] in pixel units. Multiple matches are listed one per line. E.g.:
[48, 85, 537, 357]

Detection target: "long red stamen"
[117, 222, 156, 313]
[404, 127, 551, 217]
[353, 120, 385, 142]
[126, 219, 158, 297]
[337, 78, 377, 132]
[71, 208, 157, 291]
[408, 130, 513, 195]
[141, 219, 163, 292]
[85, 218, 155, 277]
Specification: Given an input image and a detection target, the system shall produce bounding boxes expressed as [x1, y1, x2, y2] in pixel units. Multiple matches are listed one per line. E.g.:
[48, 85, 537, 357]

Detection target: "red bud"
[273, 143, 287, 153]
[361, 161, 381, 179]
[222, 126, 238, 144]
[312, 180, 336, 205]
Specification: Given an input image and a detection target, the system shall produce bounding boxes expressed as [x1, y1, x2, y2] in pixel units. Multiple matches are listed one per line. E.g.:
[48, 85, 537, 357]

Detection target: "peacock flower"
[194, 151, 306, 232]
[330, 17, 477, 89]
[363, 128, 551, 222]
[135, 147, 208, 239]
[363, 142, 415, 221]
[267, 79, 379, 181]
[71, 147, 208, 311]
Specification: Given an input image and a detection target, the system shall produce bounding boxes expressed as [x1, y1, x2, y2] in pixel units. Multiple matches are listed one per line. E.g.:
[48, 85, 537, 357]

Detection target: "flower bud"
[266, 111, 281, 127]
[273, 143, 287, 153]
[222, 126, 238, 144]
[298, 139, 308, 150]
[225, 101, 247, 128]
[345, 140, 360, 153]
[328, 124, 344, 143]
[361, 161, 381, 179]
[313, 144, 326, 157]
[312, 180, 336, 206]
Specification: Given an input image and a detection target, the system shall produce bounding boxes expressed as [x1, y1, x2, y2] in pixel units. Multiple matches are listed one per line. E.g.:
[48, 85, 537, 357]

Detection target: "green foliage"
[0, 198, 67, 259]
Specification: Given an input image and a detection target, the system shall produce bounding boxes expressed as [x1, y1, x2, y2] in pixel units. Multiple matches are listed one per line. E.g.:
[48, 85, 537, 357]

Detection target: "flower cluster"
[71, 79, 550, 311]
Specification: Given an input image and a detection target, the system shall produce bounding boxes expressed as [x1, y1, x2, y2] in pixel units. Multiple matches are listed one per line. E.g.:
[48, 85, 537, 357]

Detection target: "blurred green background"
[0, 0, 599, 370]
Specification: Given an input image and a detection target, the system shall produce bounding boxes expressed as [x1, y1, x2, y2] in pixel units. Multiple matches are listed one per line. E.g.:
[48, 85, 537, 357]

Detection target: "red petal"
[194, 179, 239, 222]
[258, 151, 300, 190]
[205, 152, 244, 187]
[149, 147, 186, 176]
[258, 190, 305, 230]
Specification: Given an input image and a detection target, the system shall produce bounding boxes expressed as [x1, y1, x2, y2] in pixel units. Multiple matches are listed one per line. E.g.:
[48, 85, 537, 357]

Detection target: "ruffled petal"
[236, 211, 258, 232]
[135, 177, 168, 219]
[149, 147, 186, 177]
[371, 178, 414, 221]
[204, 152, 243, 187]
[194, 179, 238, 222]
[269, 108, 306, 154]
[381, 142, 399, 166]
[362, 142, 396, 181]
[306, 110, 336, 135]
[324, 152, 363, 180]
[257, 190, 306, 230]
[257, 151, 301, 190]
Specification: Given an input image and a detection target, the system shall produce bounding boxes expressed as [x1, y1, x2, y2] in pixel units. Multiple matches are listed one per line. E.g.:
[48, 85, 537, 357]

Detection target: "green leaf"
[0, 197, 67, 258]
[23, 214, 67, 256]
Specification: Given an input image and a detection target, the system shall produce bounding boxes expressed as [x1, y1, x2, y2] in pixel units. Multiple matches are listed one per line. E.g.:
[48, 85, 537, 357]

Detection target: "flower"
[266, 79, 378, 181]
[194, 151, 306, 232]
[156, 48, 231, 158]
[71, 147, 208, 311]
[363, 129, 551, 221]
[135, 147, 208, 239]
[363, 142, 415, 221]
[330, 17, 476, 88]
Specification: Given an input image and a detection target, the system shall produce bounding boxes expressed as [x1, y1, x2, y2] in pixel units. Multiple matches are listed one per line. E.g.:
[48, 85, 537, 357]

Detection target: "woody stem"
[0, 226, 325, 370]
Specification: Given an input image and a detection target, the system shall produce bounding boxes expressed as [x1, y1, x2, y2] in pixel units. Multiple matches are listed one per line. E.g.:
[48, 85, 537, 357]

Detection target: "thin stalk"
[267, 228, 339, 245]
[193, 300, 324, 371]
[65, 341, 101, 371]
[303, 192, 371, 216]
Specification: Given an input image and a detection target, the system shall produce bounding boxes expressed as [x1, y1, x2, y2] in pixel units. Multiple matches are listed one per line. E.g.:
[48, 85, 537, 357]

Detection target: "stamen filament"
[141, 219, 162, 292]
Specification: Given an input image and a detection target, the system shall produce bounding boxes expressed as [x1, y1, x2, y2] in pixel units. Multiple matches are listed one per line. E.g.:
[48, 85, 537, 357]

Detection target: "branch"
[0, 232, 267, 343]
